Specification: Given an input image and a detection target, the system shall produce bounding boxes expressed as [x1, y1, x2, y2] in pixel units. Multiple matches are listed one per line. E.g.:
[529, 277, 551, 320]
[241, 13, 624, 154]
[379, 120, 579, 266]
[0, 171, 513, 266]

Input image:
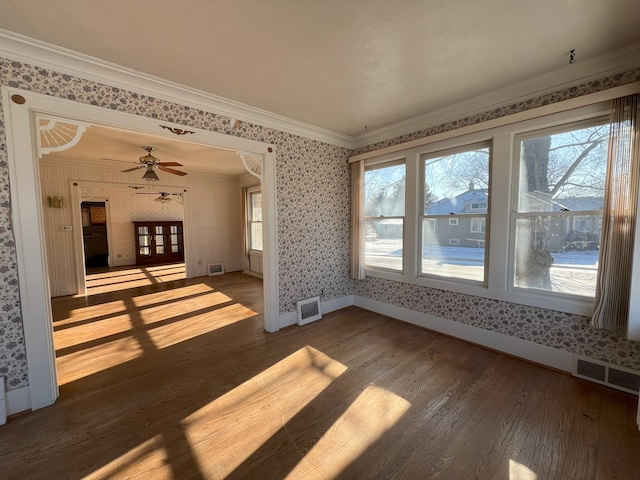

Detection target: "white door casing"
[2, 86, 279, 411]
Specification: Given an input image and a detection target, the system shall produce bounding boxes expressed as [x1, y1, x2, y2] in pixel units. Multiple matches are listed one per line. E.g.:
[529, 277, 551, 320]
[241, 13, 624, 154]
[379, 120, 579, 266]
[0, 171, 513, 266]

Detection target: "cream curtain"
[241, 187, 250, 271]
[592, 94, 640, 333]
[351, 161, 366, 280]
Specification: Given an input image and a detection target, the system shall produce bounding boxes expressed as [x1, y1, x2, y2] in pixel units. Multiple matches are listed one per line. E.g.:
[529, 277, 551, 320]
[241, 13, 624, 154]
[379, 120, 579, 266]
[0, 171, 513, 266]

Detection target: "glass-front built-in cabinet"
[134, 221, 184, 265]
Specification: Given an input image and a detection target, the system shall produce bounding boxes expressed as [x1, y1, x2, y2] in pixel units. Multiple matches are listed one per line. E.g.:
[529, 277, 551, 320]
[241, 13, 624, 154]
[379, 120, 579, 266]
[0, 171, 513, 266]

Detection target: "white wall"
[40, 160, 243, 296]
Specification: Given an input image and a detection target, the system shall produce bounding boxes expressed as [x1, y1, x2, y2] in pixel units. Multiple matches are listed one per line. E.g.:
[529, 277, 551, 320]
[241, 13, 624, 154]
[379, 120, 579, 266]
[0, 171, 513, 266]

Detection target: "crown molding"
[352, 43, 640, 149]
[0, 29, 354, 149]
[2, 29, 639, 153]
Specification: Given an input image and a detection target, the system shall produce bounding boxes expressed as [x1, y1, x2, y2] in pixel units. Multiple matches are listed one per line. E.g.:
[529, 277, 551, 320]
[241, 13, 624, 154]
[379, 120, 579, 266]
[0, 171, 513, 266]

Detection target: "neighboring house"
[426, 187, 603, 252]
[424, 187, 489, 248]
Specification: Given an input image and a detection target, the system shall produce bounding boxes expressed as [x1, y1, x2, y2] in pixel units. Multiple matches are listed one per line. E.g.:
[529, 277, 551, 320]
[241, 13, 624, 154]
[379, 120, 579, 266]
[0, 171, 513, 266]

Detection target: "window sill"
[364, 268, 594, 317]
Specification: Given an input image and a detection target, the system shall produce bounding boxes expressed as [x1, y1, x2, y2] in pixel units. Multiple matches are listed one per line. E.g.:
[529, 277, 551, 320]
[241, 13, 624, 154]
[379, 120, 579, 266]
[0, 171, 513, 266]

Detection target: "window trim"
[360, 102, 612, 317]
[470, 217, 486, 233]
[247, 186, 263, 253]
[419, 141, 491, 285]
[363, 159, 407, 274]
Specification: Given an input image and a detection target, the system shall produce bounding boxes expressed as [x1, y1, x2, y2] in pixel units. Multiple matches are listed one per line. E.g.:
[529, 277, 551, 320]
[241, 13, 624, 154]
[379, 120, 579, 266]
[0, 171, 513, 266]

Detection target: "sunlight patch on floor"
[86, 434, 171, 480]
[56, 337, 143, 385]
[146, 303, 256, 349]
[54, 311, 137, 350]
[182, 346, 347, 478]
[287, 384, 411, 478]
[131, 283, 214, 307]
[138, 291, 233, 325]
[509, 459, 538, 480]
[59, 299, 127, 326]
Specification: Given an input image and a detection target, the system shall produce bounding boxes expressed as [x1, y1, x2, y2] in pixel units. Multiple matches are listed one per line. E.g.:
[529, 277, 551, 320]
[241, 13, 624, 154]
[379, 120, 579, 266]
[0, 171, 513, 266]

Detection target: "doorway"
[4, 86, 279, 411]
[81, 201, 109, 271]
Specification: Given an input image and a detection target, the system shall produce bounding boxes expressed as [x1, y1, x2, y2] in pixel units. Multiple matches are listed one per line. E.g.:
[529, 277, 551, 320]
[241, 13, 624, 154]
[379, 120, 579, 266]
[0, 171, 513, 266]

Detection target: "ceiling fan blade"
[159, 166, 188, 176]
[101, 157, 141, 164]
[121, 165, 146, 172]
[157, 161, 183, 167]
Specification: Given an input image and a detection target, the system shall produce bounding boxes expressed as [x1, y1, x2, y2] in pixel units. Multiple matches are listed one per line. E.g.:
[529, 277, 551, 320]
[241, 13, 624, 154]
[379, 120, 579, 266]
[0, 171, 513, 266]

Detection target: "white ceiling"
[39, 122, 249, 178]
[1, 0, 640, 139]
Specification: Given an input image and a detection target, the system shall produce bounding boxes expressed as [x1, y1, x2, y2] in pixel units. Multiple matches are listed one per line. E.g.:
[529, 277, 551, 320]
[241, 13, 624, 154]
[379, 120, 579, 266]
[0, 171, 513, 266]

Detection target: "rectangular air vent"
[296, 296, 322, 326]
[208, 263, 224, 276]
[576, 359, 606, 381]
[574, 356, 639, 395]
[608, 368, 640, 392]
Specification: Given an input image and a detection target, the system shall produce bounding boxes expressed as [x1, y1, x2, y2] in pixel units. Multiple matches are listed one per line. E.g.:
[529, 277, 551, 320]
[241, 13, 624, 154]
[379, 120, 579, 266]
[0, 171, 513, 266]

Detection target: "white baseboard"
[278, 295, 354, 329]
[5, 385, 31, 417]
[0, 377, 5, 425]
[354, 295, 574, 373]
[242, 270, 263, 279]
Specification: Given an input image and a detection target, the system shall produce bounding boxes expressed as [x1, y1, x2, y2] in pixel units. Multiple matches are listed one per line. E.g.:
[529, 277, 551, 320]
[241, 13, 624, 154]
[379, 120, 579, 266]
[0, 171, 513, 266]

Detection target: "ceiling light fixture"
[142, 164, 160, 181]
[154, 193, 172, 203]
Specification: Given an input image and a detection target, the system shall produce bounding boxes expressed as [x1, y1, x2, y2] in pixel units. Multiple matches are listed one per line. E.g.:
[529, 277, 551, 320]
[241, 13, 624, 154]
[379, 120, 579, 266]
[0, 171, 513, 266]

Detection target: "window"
[513, 120, 609, 297]
[353, 101, 613, 316]
[470, 202, 487, 210]
[470, 217, 486, 233]
[247, 187, 263, 251]
[364, 161, 405, 271]
[422, 144, 490, 282]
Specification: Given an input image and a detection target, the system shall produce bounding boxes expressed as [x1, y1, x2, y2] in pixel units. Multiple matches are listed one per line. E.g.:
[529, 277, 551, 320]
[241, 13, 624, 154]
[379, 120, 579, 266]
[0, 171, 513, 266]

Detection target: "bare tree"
[516, 126, 608, 288]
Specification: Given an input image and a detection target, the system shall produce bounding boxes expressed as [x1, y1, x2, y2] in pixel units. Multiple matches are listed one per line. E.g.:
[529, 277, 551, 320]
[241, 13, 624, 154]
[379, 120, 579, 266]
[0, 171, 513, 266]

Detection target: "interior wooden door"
[134, 221, 184, 265]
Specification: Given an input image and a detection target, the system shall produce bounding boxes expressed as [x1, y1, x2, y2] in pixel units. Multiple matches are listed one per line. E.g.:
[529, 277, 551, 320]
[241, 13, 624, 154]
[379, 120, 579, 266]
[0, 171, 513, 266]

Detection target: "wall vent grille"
[208, 263, 224, 276]
[296, 297, 322, 326]
[574, 357, 639, 395]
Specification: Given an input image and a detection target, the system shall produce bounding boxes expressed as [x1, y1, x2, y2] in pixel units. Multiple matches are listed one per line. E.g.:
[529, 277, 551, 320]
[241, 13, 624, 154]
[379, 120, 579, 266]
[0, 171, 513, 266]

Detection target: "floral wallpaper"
[353, 67, 640, 372]
[0, 57, 353, 391]
[0, 55, 639, 394]
[356, 277, 640, 370]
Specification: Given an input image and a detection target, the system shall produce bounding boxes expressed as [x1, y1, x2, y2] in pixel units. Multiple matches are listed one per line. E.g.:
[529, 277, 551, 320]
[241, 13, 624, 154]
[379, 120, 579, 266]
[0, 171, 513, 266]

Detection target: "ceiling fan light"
[142, 168, 160, 181]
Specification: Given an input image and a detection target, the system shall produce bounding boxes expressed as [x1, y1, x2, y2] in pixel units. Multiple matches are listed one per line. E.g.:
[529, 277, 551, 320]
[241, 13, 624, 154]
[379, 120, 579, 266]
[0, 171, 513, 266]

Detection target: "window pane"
[251, 192, 262, 221]
[514, 213, 601, 296]
[365, 163, 406, 217]
[515, 122, 608, 297]
[250, 222, 263, 251]
[422, 145, 489, 282]
[422, 217, 485, 282]
[364, 218, 403, 271]
[518, 124, 609, 213]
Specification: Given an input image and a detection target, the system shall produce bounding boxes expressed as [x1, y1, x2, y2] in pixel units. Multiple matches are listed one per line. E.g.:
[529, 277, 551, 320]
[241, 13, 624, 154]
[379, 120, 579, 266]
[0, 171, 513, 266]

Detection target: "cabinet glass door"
[155, 225, 165, 254]
[138, 226, 151, 257]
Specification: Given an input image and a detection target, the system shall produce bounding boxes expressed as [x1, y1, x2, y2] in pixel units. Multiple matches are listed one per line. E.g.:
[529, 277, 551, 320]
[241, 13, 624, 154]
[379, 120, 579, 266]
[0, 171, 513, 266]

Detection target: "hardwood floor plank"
[1, 271, 638, 479]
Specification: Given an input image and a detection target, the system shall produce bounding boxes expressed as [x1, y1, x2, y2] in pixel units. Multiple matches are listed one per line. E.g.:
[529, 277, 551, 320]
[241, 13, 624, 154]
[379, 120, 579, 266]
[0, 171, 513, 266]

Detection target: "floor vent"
[574, 357, 640, 395]
[208, 263, 224, 276]
[296, 296, 322, 326]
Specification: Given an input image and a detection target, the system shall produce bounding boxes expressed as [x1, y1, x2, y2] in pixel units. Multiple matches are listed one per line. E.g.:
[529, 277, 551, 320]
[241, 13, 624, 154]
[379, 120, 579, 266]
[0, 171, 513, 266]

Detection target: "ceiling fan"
[120, 146, 187, 181]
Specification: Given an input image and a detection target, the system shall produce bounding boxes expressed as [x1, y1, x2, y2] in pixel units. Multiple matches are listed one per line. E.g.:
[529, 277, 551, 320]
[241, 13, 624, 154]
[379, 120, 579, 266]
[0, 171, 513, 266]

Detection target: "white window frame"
[509, 117, 609, 300]
[363, 159, 407, 274]
[247, 185, 263, 253]
[449, 218, 458, 226]
[420, 141, 491, 285]
[358, 102, 612, 317]
[470, 217, 486, 233]
[470, 202, 487, 210]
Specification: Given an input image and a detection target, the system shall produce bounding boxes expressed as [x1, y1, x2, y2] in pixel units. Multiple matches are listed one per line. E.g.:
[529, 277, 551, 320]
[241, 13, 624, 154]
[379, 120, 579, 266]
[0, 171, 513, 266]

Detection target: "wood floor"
[1, 269, 639, 479]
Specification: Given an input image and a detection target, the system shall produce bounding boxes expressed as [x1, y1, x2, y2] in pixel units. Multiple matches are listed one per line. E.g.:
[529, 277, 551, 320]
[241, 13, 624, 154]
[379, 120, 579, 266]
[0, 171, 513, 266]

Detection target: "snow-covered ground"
[365, 241, 597, 296]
